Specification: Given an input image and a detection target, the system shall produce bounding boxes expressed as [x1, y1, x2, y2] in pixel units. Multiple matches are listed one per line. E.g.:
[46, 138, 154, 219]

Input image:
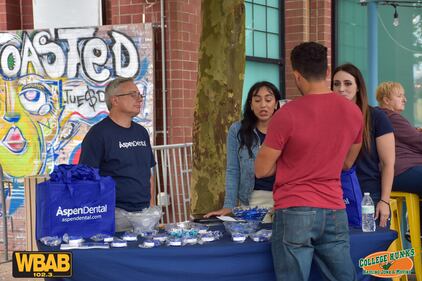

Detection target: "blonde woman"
[377, 82, 422, 217]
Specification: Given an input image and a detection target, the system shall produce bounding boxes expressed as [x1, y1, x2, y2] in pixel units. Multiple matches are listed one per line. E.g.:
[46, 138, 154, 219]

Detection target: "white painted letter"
[57, 28, 96, 78]
[21, 33, 44, 76]
[33, 31, 66, 78]
[82, 38, 110, 83]
[0, 45, 21, 78]
[110, 31, 139, 78]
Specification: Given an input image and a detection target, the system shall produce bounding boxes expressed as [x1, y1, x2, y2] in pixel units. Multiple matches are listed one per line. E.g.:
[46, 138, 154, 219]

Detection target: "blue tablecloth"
[38, 226, 396, 281]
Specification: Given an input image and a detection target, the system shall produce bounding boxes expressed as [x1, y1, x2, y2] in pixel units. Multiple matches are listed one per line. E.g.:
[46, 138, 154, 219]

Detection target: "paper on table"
[216, 216, 238, 222]
[60, 242, 110, 250]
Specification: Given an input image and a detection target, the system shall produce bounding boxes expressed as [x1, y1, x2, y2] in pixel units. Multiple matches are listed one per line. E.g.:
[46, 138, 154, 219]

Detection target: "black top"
[79, 117, 156, 211]
[254, 129, 275, 192]
[356, 107, 393, 202]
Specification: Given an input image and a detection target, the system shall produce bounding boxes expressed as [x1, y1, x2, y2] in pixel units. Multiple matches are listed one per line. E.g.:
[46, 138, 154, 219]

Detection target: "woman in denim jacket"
[205, 81, 281, 218]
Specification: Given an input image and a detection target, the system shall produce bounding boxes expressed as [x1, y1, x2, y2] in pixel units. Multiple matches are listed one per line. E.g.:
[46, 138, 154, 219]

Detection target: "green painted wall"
[336, 1, 422, 126]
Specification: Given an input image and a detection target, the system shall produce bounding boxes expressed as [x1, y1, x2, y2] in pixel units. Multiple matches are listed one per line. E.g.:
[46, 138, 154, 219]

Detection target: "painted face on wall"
[0, 76, 61, 178]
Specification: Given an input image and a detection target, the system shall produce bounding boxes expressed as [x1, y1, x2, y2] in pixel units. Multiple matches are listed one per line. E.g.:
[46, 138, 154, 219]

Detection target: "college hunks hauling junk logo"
[359, 249, 414, 278]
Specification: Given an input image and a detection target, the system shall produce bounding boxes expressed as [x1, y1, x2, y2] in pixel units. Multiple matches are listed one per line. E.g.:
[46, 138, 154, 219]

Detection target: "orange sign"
[359, 249, 414, 278]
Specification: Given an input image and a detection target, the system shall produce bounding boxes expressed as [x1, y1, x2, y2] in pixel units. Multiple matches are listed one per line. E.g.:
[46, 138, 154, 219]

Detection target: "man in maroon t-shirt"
[255, 42, 362, 281]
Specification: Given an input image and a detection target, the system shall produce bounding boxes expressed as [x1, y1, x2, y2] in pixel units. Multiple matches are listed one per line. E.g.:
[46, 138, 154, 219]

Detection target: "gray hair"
[105, 77, 134, 110]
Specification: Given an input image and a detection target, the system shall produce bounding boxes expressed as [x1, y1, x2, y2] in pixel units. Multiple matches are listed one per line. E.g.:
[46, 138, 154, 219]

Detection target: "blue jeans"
[272, 207, 357, 281]
[394, 165, 422, 195]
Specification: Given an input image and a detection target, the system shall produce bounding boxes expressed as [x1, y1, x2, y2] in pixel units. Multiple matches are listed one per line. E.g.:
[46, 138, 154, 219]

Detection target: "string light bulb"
[393, 5, 400, 27]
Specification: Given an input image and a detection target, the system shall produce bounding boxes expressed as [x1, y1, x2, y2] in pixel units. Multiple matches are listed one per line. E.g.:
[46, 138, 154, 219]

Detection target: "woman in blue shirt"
[205, 81, 281, 218]
[332, 63, 395, 228]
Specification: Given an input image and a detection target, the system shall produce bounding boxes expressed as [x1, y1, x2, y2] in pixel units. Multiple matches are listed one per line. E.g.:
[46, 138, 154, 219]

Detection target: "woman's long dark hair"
[332, 63, 372, 152]
[238, 81, 281, 157]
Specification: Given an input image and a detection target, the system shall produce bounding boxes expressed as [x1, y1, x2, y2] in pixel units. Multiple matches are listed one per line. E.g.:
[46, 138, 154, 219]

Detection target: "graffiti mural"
[0, 24, 154, 218]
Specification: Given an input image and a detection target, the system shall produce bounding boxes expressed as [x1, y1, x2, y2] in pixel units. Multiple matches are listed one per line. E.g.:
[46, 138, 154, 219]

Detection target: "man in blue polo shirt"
[79, 77, 156, 232]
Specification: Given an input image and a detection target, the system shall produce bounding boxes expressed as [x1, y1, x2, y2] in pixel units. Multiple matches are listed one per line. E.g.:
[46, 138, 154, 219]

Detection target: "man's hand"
[204, 208, 232, 218]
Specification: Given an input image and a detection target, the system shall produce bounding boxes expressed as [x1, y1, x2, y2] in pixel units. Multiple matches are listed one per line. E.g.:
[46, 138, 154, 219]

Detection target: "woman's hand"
[375, 201, 390, 227]
[204, 208, 232, 218]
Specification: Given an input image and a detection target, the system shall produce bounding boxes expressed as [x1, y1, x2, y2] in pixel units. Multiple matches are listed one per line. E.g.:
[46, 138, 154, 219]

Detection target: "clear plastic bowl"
[223, 221, 260, 235]
[232, 207, 269, 222]
[126, 211, 161, 234]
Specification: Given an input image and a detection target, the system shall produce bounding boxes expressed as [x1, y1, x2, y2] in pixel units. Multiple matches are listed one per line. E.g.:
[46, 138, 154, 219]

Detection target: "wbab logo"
[359, 249, 414, 278]
[13, 252, 72, 278]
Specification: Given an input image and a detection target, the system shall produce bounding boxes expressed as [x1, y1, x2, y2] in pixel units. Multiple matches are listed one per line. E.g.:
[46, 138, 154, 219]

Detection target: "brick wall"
[164, 0, 200, 145]
[0, 0, 33, 30]
[5, 0, 20, 30]
[21, 0, 33, 29]
[0, 1, 7, 30]
[284, 0, 332, 99]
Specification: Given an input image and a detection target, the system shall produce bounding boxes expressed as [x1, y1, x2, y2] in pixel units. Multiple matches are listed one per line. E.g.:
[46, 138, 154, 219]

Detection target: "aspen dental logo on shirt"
[359, 249, 414, 278]
[119, 140, 147, 149]
[56, 204, 108, 222]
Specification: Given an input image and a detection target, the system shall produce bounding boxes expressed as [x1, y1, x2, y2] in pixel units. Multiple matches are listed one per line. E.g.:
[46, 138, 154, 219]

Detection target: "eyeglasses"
[115, 92, 145, 99]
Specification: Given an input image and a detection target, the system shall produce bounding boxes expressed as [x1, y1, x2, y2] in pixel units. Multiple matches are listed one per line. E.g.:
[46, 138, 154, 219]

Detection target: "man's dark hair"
[290, 42, 327, 81]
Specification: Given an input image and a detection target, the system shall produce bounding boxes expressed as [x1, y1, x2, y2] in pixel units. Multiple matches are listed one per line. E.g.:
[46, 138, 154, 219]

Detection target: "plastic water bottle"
[361, 192, 376, 232]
